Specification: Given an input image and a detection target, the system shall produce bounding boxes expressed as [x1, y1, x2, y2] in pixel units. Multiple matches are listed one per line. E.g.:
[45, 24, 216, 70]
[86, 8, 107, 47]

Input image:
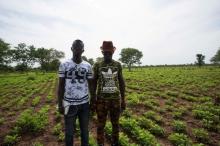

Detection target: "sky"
[0, 0, 220, 65]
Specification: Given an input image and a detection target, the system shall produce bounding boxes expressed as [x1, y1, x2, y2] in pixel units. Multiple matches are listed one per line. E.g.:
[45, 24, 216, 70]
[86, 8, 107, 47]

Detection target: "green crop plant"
[168, 133, 192, 146]
[55, 110, 62, 122]
[172, 120, 187, 133]
[3, 134, 20, 145]
[192, 128, 209, 144]
[143, 110, 163, 124]
[137, 117, 165, 137]
[119, 132, 138, 146]
[46, 95, 53, 102]
[52, 123, 62, 135]
[32, 96, 41, 106]
[89, 134, 98, 146]
[172, 111, 184, 119]
[104, 121, 138, 146]
[31, 142, 44, 146]
[120, 117, 160, 146]
[58, 131, 65, 142]
[16, 105, 49, 133]
[192, 143, 205, 146]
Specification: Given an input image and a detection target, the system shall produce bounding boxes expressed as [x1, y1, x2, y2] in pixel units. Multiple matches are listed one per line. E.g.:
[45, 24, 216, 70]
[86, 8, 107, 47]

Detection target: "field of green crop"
[0, 66, 220, 146]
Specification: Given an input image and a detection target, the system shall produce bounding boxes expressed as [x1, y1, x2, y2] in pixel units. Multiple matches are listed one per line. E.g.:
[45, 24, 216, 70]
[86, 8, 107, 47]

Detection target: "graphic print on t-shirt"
[66, 65, 87, 84]
[101, 67, 118, 93]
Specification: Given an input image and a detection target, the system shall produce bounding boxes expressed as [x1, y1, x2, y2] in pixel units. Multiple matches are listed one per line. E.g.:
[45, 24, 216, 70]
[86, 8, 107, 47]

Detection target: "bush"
[58, 131, 65, 142]
[192, 110, 214, 120]
[143, 110, 163, 124]
[172, 111, 184, 119]
[202, 119, 214, 130]
[55, 110, 62, 122]
[119, 132, 138, 146]
[32, 96, 41, 106]
[172, 120, 187, 133]
[104, 122, 138, 146]
[52, 123, 62, 135]
[32, 142, 44, 146]
[15, 64, 28, 72]
[138, 117, 165, 136]
[192, 128, 209, 143]
[192, 144, 205, 146]
[27, 75, 36, 81]
[120, 117, 160, 146]
[104, 122, 112, 137]
[46, 95, 53, 102]
[3, 134, 20, 145]
[10, 126, 22, 135]
[168, 133, 192, 146]
[89, 134, 98, 146]
[121, 109, 132, 118]
[16, 106, 49, 133]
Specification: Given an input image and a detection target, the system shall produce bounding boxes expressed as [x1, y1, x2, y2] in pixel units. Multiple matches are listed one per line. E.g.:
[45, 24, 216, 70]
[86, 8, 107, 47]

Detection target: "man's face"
[102, 51, 113, 62]
[72, 46, 84, 57]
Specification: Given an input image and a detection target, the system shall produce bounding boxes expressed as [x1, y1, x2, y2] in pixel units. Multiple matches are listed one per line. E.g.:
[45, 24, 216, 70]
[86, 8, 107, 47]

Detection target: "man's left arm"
[87, 64, 96, 112]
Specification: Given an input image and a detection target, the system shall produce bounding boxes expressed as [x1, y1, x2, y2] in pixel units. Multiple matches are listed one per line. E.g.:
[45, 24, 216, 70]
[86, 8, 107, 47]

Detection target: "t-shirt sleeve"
[86, 64, 93, 79]
[58, 63, 65, 78]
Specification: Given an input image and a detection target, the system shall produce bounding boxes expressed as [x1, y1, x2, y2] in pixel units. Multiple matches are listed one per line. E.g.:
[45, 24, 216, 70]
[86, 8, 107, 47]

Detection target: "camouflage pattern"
[96, 98, 120, 145]
[93, 60, 122, 99]
[93, 59, 124, 145]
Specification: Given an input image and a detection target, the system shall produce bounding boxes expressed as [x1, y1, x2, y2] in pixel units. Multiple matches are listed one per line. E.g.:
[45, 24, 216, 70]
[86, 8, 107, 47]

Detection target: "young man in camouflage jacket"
[91, 41, 126, 146]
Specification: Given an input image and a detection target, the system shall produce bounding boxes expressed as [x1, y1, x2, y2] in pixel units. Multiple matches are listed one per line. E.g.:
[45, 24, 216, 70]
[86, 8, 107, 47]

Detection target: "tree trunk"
[128, 64, 131, 71]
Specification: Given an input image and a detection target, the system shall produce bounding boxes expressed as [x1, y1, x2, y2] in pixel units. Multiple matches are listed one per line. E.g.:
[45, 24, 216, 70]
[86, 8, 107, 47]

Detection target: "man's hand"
[121, 99, 126, 113]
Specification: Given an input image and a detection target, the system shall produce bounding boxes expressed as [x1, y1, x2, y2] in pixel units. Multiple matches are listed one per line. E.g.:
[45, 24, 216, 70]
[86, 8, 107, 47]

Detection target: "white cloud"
[0, 0, 219, 65]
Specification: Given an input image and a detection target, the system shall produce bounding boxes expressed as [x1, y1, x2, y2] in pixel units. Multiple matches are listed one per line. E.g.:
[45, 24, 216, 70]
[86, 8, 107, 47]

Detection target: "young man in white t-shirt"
[57, 39, 93, 146]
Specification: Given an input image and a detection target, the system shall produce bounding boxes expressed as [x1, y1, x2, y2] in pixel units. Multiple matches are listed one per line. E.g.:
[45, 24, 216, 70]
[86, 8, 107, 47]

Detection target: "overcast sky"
[0, 0, 220, 65]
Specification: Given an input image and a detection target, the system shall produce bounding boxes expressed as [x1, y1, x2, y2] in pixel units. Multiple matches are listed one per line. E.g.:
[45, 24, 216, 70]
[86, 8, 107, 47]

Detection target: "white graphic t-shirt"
[58, 59, 93, 105]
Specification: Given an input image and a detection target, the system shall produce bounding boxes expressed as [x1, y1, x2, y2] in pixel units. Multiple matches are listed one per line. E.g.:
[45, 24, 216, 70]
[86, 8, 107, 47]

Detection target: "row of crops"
[0, 66, 220, 146]
[121, 67, 220, 146]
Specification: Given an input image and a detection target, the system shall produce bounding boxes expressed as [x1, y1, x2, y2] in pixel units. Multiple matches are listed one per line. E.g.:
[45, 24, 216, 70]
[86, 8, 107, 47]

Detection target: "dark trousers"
[64, 102, 89, 146]
[96, 99, 120, 145]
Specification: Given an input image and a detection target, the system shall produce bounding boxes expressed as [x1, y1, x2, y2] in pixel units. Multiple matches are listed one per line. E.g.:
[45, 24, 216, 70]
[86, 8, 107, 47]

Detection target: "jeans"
[64, 102, 89, 146]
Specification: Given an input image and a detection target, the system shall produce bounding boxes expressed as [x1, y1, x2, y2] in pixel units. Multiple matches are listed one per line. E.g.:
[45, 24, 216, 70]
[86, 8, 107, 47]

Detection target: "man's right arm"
[57, 77, 65, 114]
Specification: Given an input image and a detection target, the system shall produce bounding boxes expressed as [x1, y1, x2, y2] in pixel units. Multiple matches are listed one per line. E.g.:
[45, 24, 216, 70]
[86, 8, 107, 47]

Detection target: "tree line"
[2, 37, 219, 72]
[0, 38, 64, 72]
[0, 38, 144, 72]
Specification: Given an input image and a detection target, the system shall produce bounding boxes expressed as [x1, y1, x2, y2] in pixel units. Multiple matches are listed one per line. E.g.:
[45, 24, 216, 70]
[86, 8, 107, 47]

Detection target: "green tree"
[195, 54, 205, 67]
[48, 59, 61, 71]
[210, 48, 220, 64]
[119, 48, 143, 71]
[96, 57, 103, 63]
[35, 48, 64, 71]
[82, 56, 94, 65]
[0, 38, 11, 65]
[88, 58, 94, 65]
[10, 43, 36, 71]
[82, 56, 88, 61]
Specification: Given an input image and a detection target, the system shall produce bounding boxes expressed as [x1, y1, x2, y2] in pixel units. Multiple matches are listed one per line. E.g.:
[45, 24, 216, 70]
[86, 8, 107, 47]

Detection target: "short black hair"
[72, 39, 84, 50]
